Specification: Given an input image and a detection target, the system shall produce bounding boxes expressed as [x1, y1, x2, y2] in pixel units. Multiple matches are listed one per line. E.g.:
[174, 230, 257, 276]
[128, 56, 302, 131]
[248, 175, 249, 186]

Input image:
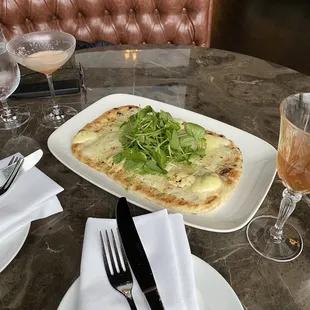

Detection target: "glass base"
[1, 136, 41, 158]
[38, 105, 77, 129]
[0, 107, 30, 130]
[247, 215, 303, 262]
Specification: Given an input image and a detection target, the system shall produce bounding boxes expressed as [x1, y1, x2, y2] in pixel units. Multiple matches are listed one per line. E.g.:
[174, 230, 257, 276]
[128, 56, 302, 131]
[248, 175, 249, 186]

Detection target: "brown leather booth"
[0, 0, 213, 47]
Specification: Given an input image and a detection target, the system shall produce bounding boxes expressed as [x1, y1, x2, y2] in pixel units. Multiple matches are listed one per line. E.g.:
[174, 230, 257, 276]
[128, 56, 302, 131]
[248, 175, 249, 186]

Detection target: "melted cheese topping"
[73, 109, 238, 205]
[81, 134, 122, 162]
[205, 135, 229, 150]
[79, 124, 122, 163]
[192, 174, 222, 193]
[72, 131, 101, 144]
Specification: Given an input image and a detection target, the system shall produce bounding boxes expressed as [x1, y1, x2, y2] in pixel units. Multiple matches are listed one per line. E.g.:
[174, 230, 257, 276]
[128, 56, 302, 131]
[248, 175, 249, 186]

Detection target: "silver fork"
[100, 230, 137, 310]
[0, 155, 19, 180]
[0, 156, 24, 196]
[7, 155, 19, 167]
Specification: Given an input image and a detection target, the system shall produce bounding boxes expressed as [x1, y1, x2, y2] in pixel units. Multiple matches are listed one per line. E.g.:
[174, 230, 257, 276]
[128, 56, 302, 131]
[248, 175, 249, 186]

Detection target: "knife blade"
[116, 197, 165, 310]
[0, 149, 43, 185]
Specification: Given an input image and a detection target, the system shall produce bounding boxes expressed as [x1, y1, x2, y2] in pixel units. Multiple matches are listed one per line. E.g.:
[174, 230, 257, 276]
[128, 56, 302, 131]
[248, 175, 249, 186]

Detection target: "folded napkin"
[80, 209, 199, 310]
[0, 154, 64, 242]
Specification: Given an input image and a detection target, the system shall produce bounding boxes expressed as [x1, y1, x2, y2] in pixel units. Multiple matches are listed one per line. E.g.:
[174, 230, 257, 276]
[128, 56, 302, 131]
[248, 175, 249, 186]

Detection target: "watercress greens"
[113, 105, 206, 175]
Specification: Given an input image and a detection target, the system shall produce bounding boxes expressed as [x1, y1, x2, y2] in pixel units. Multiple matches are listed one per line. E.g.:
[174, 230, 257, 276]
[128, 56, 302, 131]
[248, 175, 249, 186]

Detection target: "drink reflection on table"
[247, 93, 310, 262]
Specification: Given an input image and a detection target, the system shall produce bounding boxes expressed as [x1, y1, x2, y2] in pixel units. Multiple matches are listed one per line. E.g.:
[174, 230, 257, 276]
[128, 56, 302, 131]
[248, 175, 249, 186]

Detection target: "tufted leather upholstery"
[0, 0, 213, 47]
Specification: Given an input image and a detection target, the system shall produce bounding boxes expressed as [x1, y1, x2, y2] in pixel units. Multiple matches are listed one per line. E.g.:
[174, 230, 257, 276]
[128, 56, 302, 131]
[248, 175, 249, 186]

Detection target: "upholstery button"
[182, 8, 187, 13]
[154, 8, 159, 14]
[142, 41, 146, 44]
[78, 12, 83, 17]
[52, 15, 57, 21]
[25, 18, 30, 24]
[104, 10, 109, 15]
[167, 41, 171, 44]
[192, 41, 196, 45]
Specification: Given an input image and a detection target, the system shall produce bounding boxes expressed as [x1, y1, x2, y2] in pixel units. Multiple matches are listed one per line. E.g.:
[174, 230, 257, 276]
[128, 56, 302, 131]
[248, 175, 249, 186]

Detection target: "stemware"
[7, 31, 77, 129]
[247, 93, 310, 262]
[0, 29, 30, 130]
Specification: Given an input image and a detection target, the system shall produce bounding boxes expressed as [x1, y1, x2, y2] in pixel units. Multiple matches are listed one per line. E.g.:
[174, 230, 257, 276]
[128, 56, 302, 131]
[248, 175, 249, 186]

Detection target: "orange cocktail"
[277, 113, 310, 194]
[247, 93, 310, 262]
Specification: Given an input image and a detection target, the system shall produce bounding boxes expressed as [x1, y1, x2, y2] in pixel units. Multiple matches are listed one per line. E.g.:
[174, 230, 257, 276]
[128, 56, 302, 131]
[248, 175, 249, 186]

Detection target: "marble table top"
[1, 45, 310, 310]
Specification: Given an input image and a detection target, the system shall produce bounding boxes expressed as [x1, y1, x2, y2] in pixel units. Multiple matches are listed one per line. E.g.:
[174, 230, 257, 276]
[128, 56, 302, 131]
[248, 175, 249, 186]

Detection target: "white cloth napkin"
[79, 209, 199, 310]
[0, 154, 64, 242]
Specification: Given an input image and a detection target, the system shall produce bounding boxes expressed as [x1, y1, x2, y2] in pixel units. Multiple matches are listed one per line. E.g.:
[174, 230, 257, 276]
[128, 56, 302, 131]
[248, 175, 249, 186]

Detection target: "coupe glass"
[7, 31, 77, 129]
[247, 93, 310, 262]
[0, 29, 30, 130]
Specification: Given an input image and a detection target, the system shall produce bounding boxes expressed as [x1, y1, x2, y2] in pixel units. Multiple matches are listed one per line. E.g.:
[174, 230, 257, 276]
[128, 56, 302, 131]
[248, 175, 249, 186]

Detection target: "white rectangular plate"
[48, 94, 277, 232]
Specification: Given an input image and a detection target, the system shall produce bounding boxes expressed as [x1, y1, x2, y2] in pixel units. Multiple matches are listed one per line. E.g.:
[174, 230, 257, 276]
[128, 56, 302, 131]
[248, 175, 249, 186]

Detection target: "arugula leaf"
[168, 121, 181, 131]
[196, 148, 206, 156]
[120, 121, 134, 133]
[189, 148, 206, 161]
[144, 160, 165, 174]
[153, 149, 167, 169]
[185, 122, 205, 140]
[138, 105, 153, 118]
[122, 148, 147, 162]
[129, 114, 137, 123]
[165, 130, 172, 140]
[113, 152, 124, 164]
[159, 110, 172, 122]
[179, 135, 196, 147]
[136, 135, 145, 143]
[124, 160, 145, 171]
[170, 130, 180, 150]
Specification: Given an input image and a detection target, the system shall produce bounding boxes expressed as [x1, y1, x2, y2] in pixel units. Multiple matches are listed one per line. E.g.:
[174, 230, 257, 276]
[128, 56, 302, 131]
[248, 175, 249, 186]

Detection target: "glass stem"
[303, 195, 310, 206]
[46, 74, 61, 116]
[1, 99, 12, 119]
[270, 189, 302, 243]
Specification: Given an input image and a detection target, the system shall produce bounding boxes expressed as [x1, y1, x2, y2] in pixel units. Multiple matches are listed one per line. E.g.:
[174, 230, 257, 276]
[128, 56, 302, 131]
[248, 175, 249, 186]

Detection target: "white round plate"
[0, 223, 30, 272]
[58, 254, 243, 310]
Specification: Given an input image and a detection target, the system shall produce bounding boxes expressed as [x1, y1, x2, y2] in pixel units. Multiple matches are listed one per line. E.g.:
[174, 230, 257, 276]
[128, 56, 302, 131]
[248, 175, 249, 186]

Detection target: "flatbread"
[72, 105, 242, 214]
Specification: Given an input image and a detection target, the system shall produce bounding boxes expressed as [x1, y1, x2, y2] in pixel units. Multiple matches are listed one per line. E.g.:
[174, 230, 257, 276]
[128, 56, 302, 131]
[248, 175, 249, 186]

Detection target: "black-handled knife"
[116, 197, 165, 310]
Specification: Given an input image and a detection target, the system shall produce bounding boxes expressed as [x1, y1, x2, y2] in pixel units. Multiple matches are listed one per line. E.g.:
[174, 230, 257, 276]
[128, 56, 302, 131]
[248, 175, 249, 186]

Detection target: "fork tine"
[106, 230, 118, 275]
[117, 228, 131, 273]
[5, 158, 23, 185]
[99, 230, 137, 309]
[8, 156, 17, 166]
[111, 229, 123, 272]
[0, 158, 24, 194]
[100, 231, 111, 275]
[7, 157, 14, 166]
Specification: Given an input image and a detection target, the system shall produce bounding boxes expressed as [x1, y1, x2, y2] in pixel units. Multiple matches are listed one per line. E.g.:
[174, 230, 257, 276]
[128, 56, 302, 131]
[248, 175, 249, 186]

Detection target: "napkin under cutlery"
[0, 153, 64, 243]
[80, 209, 199, 310]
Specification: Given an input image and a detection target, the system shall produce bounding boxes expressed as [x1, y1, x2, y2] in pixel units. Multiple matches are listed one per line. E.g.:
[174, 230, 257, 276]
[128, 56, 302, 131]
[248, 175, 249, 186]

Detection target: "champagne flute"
[6, 31, 77, 129]
[247, 93, 310, 262]
[0, 29, 30, 130]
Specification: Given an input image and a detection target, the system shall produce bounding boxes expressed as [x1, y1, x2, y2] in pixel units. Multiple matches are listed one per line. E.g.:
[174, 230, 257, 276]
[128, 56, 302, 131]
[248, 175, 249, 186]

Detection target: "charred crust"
[220, 167, 232, 175]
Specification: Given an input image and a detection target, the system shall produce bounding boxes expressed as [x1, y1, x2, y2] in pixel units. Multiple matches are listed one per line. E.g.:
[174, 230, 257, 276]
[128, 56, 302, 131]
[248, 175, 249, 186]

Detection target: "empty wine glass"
[7, 31, 77, 129]
[0, 29, 30, 130]
[247, 93, 310, 262]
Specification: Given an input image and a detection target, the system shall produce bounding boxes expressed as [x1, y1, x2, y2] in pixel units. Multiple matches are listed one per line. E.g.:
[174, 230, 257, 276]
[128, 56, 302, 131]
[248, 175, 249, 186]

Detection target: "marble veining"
[0, 45, 310, 310]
